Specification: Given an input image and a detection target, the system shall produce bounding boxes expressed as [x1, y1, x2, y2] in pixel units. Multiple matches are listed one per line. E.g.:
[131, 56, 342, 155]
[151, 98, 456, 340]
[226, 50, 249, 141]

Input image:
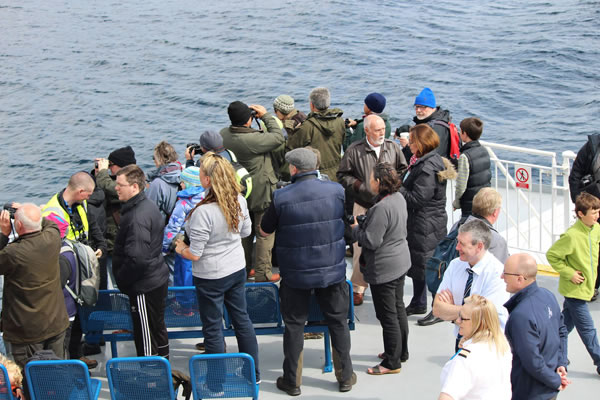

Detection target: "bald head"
[67, 172, 95, 192]
[503, 253, 537, 293]
[15, 203, 42, 233]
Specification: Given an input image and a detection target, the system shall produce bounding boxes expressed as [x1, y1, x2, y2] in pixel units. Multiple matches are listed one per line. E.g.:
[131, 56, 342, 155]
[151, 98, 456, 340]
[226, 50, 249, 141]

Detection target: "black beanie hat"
[228, 101, 253, 126]
[108, 145, 137, 167]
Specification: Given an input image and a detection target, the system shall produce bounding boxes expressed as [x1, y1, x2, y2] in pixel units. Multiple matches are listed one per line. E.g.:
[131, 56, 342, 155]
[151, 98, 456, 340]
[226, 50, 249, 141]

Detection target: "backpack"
[227, 150, 253, 199]
[425, 222, 460, 294]
[430, 120, 461, 164]
[62, 240, 100, 307]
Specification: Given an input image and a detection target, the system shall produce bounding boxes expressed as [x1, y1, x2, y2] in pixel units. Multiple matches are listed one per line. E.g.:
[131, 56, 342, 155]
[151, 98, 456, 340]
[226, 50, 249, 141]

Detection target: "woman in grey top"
[175, 152, 259, 384]
[352, 163, 411, 375]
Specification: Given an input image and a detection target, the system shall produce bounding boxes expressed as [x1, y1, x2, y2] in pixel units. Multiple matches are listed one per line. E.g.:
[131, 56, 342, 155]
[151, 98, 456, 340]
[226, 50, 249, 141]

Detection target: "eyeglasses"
[115, 182, 132, 188]
[414, 105, 430, 111]
[457, 313, 471, 321]
[503, 271, 527, 280]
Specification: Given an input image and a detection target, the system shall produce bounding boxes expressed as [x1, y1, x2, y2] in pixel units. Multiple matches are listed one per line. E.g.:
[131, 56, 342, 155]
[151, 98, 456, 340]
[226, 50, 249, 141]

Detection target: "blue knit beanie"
[364, 93, 386, 114]
[414, 88, 436, 108]
[181, 167, 202, 187]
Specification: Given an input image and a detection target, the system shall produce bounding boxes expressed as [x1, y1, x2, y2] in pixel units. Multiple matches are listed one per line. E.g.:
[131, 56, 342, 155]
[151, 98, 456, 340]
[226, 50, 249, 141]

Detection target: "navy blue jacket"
[262, 171, 346, 289]
[504, 282, 568, 400]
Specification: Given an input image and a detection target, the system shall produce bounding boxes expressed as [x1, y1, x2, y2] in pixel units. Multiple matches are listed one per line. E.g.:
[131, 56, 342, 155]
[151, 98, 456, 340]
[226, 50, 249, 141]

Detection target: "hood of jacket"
[148, 162, 182, 185]
[87, 186, 105, 207]
[176, 185, 205, 200]
[437, 156, 457, 182]
[306, 108, 344, 137]
[413, 106, 450, 125]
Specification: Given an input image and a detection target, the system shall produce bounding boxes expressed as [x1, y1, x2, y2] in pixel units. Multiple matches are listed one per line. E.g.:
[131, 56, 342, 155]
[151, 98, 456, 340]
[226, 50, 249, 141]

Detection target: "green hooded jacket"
[546, 218, 600, 301]
[220, 113, 284, 212]
[287, 108, 345, 182]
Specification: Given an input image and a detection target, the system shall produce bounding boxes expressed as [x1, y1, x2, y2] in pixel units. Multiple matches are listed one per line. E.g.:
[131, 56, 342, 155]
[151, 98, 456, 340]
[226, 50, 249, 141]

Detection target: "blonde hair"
[463, 294, 510, 355]
[472, 187, 502, 217]
[0, 354, 22, 387]
[187, 152, 242, 232]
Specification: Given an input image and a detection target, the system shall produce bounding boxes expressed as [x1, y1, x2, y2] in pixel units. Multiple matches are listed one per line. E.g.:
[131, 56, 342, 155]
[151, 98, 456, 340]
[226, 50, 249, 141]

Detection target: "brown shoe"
[79, 357, 98, 369]
[353, 292, 364, 306]
[255, 273, 280, 283]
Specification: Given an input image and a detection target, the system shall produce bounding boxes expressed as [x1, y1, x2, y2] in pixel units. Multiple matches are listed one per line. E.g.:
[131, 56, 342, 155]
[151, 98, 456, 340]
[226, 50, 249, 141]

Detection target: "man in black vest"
[260, 148, 356, 396]
[453, 117, 491, 220]
[569, 134, 600, 301]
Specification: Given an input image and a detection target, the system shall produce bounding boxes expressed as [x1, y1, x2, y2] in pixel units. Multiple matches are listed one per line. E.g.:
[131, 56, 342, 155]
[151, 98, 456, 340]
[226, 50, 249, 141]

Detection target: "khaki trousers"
[351, 203, 369, 294]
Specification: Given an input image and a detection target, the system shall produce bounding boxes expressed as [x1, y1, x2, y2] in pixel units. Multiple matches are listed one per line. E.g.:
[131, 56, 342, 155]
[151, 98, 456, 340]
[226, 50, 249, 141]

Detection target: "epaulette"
[457, 348, 471, 358]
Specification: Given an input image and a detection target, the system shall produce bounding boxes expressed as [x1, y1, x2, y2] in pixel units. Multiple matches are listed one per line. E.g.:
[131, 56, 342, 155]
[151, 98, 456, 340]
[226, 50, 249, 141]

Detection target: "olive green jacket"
[287, 108, 345, 182]
[95, 169, 120, 253]
[220, 113, 284, 212]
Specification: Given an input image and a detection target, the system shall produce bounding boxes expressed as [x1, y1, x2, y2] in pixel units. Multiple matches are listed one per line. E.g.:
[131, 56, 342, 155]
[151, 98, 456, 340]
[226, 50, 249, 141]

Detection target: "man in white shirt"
[433, 219, 509, 351]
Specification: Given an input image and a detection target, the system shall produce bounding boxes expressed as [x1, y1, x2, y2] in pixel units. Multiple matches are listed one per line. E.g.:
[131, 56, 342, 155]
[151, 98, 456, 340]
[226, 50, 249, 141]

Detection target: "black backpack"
[425, 222, 460, 294]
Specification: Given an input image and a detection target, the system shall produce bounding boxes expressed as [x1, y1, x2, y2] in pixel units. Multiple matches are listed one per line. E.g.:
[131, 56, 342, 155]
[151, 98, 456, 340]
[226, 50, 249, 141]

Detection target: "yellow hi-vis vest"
[42, 193, 89, 241]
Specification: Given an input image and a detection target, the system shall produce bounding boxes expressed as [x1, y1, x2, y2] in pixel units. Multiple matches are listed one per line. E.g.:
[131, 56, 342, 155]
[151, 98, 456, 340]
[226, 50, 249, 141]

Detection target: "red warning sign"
[515, 166, 531, 190]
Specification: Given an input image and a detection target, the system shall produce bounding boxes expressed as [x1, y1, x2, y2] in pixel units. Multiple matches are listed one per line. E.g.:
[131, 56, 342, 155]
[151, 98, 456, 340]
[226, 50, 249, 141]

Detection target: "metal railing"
[447, 141, 577, 262]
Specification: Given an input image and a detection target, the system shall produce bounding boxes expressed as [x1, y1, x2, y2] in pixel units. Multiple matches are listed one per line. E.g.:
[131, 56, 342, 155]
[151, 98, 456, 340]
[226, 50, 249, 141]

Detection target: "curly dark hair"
[373, 162, 401, 195]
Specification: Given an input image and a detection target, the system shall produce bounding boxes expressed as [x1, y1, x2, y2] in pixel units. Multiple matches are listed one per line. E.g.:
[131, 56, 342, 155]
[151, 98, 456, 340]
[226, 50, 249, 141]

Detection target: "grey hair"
[458, 219, 491, 249]
[364, 114, 384, 132]
[309, 87, 331, 111]
[15, 203, 42, 232]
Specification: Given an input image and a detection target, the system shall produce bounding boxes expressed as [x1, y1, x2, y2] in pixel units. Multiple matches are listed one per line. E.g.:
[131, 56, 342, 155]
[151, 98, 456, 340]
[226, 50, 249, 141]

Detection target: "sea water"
[0, 0, 598, 201]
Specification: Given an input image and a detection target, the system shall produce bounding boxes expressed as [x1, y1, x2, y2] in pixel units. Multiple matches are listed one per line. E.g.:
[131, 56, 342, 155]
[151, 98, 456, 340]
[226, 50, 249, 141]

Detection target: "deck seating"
[0, 365, 14, 400]
[189, 353, 258, 400]
[80, 281, 354, 372]
[25, 359, 101, 400]
[106, 356, 175, 400]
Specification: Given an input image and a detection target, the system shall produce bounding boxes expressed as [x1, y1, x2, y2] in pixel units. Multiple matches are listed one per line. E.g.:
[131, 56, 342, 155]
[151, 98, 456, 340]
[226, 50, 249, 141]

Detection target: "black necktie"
[462, 268, 474, 305]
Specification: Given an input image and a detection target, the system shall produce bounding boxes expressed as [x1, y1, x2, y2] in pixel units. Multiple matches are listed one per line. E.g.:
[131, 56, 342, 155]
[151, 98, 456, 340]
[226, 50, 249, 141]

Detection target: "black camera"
[345, 214, 366, 226]
[344, 118, 351, 128]
[276, 180, 291, 189]
[186, 143, 203, 156]
[250, 110, 258, 118]
[3, 203, 17, 219]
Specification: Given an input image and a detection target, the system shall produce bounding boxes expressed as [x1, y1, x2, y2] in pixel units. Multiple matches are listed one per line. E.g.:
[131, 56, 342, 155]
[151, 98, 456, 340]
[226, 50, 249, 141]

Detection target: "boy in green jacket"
[546, 192, 600, 375]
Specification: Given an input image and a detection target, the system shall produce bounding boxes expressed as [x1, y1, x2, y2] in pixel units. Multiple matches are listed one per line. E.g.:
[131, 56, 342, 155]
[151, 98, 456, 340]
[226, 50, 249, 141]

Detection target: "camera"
[344, 118, 351, 128]
[251, 110, 258, 118]
[94, 161, 99, 168]
[186, 143, 203, 156]
[3, 203, 17, 219]
[345, 214, 366, 227]
[276, 181, 291, 189]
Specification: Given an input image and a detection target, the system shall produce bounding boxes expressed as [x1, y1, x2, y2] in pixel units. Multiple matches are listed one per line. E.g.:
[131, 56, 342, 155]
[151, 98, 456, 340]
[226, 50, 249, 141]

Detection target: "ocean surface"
[1, 0, 599, 202]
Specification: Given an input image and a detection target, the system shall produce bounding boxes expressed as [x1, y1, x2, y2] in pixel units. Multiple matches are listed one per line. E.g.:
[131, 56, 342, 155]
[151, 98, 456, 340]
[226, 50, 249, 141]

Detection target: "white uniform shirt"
[440, 339, 512, 400]
[437, 251, 510, 337]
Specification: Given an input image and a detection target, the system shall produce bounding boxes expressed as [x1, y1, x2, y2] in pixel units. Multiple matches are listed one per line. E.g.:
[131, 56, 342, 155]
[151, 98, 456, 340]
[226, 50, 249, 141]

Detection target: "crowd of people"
[0, 85, 599, 399]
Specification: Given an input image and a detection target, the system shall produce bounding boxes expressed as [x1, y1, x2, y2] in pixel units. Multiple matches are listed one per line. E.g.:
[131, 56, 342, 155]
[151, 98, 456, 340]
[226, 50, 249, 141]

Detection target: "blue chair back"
[189, 353, 258, 399]
[241, 283, 281, 327]
[25, 359, 101, 400]
[106, 356, 175, 400]
[0, 364, 13, 400]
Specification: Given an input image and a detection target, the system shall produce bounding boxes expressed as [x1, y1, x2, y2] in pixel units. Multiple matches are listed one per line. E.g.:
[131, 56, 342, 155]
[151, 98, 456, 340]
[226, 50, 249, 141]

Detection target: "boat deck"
[89, 262, 600, 399]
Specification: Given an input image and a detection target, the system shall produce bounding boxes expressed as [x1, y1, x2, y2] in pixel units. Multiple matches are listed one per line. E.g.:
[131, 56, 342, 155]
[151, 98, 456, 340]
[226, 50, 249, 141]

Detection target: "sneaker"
[338, 372, 357, 392]
[304, 332, 324, 340]
[591, 289, 599, 302]
[405, 305, 427, 316]
[195, 341, 227, 352]
[276, 376, 301, 396]
[173, 307, 194, 317]
[79, 357, 98, 369]
[249, 269, 256, 277]
[353, 292, 364, 306]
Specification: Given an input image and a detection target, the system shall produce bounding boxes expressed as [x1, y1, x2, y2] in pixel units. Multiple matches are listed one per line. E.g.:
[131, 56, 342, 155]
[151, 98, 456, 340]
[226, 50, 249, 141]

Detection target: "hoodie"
[163, 186, 206, 253]
[146, 162, 182, 220]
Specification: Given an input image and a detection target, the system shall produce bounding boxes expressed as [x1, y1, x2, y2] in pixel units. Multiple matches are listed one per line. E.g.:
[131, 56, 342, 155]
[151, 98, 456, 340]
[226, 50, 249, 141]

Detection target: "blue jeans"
[194, 268, 260, 380]
[563, 297, 600, 367]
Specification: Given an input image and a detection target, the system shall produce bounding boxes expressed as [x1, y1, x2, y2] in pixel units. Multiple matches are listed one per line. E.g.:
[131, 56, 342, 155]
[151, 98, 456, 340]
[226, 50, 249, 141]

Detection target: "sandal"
[367, 364, 401, 375]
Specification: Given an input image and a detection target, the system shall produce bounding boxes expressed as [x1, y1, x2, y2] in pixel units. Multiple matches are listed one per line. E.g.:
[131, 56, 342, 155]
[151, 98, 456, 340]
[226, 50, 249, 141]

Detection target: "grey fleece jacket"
[352, 192, 411, 285]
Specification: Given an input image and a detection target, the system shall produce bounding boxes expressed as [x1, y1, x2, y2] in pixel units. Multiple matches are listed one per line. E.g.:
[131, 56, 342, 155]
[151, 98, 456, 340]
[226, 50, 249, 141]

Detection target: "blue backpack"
[425, 222, 460, 294]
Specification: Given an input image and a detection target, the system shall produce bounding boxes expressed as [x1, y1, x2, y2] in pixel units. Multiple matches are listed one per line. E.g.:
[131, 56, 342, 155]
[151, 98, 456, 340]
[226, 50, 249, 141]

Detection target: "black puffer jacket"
[399, 152, 456, 280]
[113, 192, 169, 295]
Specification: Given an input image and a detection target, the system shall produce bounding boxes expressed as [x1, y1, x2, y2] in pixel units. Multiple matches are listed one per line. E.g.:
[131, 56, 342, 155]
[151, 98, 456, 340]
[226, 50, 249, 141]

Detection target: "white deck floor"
[89, 261, 600, 399]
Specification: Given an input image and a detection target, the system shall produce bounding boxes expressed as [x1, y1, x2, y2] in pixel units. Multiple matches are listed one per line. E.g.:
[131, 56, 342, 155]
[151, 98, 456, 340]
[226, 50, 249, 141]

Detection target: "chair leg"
[322, 330, 332, 373]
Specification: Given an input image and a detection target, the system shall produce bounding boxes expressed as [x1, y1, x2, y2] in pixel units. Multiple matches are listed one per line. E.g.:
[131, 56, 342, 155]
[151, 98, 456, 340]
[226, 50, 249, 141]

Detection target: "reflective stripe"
[41, 194, 89, 240]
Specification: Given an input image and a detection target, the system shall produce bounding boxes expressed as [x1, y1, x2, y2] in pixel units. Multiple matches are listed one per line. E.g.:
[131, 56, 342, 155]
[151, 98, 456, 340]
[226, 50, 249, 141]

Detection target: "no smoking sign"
[515, 166, 531, 190]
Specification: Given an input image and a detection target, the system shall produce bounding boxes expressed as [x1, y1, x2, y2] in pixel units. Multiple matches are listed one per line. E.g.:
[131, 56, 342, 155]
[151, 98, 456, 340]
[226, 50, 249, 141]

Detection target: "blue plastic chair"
[189, 353, 258, 399]
[106, 356, 175, 400]
[0, 364, 15, 400]
[25, 359, 101, 400]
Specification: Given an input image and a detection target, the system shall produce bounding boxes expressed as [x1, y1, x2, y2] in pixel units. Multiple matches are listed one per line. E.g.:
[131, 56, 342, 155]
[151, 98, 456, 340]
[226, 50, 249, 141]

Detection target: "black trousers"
[371, 275, 409, 369]
[129, 282, 169, 358]
[279, 280, 353, 387]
